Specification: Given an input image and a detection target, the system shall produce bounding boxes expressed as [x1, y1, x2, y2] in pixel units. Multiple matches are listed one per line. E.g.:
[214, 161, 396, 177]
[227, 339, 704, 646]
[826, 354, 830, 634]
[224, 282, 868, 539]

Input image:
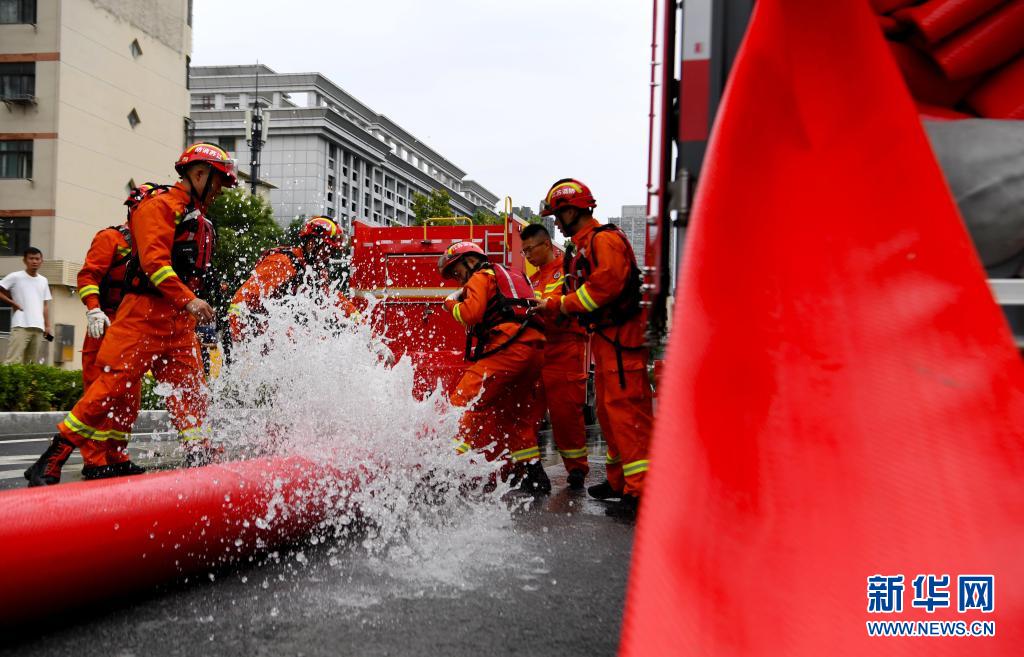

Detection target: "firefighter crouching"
[520, 223, 591, 489]
[23, 143, 237, 486]
[541, 178, 652, 518]
[227, 216, 357, 343]
[439, 241, 551, 494]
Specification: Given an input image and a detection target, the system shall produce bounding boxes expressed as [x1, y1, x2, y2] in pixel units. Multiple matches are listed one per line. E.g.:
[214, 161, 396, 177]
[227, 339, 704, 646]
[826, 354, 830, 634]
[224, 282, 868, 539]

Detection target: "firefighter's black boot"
[566, 469, 586, 490]
[587, 479, 622, 500]
[24, 435, 75, 487]
[604, 493, 639, 519]
[82, 461, 146, 480]
[518, 461, 552, 495]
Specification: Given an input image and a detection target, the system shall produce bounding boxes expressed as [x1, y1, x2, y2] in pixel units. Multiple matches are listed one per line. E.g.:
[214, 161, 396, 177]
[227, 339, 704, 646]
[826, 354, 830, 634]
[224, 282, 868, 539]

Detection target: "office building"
[188, 64, 499, 229]
[0, 0, 193, 367]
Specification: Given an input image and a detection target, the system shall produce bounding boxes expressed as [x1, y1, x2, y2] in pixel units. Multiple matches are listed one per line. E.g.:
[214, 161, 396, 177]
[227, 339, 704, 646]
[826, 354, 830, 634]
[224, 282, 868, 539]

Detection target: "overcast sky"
[192, 0, 652, 218]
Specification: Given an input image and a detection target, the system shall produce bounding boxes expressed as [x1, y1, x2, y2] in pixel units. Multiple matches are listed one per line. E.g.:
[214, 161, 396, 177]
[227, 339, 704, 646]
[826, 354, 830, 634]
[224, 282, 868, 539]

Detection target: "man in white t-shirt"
[0, 247, 53, 364]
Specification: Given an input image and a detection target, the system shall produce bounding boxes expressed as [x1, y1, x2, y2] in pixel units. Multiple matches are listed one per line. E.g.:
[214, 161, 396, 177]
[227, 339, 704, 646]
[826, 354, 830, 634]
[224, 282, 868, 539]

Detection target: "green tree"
[471, 209, 503, 226]
[411, 189, 454, 225]
[206, 188, 284, 321]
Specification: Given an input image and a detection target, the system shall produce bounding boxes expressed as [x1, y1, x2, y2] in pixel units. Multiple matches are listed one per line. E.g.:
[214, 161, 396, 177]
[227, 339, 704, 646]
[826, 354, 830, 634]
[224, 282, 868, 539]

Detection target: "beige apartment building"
[0, 0, 192, 368]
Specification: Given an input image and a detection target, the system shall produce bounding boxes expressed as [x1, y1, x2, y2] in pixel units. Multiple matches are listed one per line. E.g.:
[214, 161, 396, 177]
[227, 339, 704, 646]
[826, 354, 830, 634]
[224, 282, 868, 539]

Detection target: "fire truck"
[644, 0, 1024, 347]
[348, 214, 545, 398]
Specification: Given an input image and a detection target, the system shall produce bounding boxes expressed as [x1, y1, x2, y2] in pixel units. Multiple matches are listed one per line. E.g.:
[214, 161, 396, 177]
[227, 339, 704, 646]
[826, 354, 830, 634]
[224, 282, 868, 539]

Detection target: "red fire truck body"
[349, 219, 533, 398]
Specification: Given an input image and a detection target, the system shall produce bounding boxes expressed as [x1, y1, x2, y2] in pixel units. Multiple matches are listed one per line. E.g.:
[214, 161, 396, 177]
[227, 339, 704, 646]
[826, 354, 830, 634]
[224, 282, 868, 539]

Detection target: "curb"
[0, 411, 170, 437]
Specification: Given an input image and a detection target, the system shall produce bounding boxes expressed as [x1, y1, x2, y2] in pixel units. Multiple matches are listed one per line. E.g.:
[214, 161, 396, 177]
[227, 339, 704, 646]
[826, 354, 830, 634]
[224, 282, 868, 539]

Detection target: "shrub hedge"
[0, 365, 165, 412]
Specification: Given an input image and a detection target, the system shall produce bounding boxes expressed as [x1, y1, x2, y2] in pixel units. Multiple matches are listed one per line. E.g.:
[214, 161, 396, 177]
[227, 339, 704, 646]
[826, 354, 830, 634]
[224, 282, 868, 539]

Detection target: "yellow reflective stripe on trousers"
[576, 284, 599, 312]
[510, 446, 540, 462]
[452, 302, 465, 327]
[78, 285, 100, 299]
[606, 452, 621, 465]
[150, 265, 178, 286]
[454, 440, 471, 454]
[62, 412, 129, 442]
[558, 447, 589, 459]
[179, 427, 205, 442]
[227, 303, 242, 316]
[622, 459, 650, 477]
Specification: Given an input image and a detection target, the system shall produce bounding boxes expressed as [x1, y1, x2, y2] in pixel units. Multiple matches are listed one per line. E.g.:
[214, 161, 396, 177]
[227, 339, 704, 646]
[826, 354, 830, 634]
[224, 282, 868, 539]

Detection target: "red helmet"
[174, 143, 238, 188]
[124, 182, 163, 211]
[298, 216, 345, 250]
[540, 178, 596, 216]
[438, 241, 487, 279]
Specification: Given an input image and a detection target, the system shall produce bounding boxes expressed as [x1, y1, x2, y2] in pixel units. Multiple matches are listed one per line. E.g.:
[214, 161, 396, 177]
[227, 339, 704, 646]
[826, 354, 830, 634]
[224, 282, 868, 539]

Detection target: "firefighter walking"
[24, 144, 237, 486]
[77, 185, 161, 390]
[520, 223, 591, 489]
[541, 178, 652, 517]
[439, 241, 551, 494]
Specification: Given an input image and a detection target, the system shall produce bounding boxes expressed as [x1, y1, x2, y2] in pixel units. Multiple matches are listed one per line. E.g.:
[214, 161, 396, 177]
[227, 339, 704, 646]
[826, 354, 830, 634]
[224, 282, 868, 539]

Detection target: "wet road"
[0, 435, 635, 657]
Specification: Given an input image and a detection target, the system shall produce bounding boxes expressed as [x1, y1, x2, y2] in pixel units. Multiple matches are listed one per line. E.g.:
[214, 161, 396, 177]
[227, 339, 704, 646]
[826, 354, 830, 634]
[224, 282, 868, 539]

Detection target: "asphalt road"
[0, 432, 635, 657]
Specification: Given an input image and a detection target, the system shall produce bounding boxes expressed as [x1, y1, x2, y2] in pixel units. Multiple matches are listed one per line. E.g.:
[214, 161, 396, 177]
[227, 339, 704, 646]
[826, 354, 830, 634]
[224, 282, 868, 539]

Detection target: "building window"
[0, 216, 30, 256]
[130, 39, 143, 59]
[0, 140, 32, 178]
[127, 108, 141, 129]
[185, 55, 191, 90]
[0, 62, 35, 100]
[326, 207, 334, 219]
[0, 0, 36, 24]
[197, 95, 213, 110]
[327, 175, 335, 190]
[216, 136, 235, 152]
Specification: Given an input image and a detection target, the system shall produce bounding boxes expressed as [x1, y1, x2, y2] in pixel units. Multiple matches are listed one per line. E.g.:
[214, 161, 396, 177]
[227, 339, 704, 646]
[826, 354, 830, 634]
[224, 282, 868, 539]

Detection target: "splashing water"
[206, 277, 524, 581]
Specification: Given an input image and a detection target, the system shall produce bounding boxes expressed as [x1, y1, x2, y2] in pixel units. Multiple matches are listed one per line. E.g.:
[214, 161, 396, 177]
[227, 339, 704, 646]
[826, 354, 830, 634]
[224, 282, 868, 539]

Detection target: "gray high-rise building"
[188, 65, 499, 229]
[609, 205, 647, 264]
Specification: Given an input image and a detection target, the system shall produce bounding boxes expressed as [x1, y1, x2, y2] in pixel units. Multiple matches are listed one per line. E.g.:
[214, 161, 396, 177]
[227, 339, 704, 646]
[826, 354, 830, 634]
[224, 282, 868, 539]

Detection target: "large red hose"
[0, 457, 349, 625]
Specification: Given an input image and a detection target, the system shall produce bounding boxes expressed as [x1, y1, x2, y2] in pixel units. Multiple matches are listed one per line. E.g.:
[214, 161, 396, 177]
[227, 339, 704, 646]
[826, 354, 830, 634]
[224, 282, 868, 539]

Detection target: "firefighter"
[227, 216, 355, 343]
[520, 223, 591, 489]
[23, 143, 236, 486]
[540, 178, 652, 518]
[77, 184, 161, 390]
[439, 241, 551, 494]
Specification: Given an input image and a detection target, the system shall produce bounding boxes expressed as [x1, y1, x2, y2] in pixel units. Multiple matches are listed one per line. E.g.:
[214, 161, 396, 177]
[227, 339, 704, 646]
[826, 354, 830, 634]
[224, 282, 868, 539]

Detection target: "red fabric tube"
[888, 40, 980, 105]
[0, 457, 349, 625]
[894, 0, 1007, 43]
[966, 53, 1024, 118]
[929, 0, 1024, 79]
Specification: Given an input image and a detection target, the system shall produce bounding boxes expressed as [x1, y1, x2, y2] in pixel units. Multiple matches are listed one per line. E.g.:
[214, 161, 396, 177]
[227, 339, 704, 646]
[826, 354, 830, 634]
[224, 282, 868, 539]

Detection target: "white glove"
[86, 308, 111, 338]
[445, 290, 462, 304]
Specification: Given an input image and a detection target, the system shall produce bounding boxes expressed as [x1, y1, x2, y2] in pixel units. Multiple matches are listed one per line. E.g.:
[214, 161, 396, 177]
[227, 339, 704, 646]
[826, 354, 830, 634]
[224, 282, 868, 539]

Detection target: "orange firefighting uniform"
[77, 226, 131, 390]
[57, 183, 210, 467]
[227, 246, 358, 342]
[531, 256, 590, 476]
[560, 218, 652, 497]
[444, 267, 545, 476]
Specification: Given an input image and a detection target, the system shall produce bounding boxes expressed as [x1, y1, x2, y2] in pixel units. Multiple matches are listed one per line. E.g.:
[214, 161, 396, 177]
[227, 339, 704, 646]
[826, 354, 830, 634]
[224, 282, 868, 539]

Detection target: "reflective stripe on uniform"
[576, 284, 599, 312]
[150, 265, 178, 286]
[452, 302, 465, 326]
[510, 446, 540, 462]
[179, 427, 205, 442]
[116, 246, 131, 257]
[606, 452, 621, 465]
[227, 303, 242, 316]
[454, 440, 471, 454]
[558, 447, 589, 459]
[78, 285, 100, 299]
[544, 281, 563, 293]
[622, 459, 650, 477]
[61, 412, 129, 442]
